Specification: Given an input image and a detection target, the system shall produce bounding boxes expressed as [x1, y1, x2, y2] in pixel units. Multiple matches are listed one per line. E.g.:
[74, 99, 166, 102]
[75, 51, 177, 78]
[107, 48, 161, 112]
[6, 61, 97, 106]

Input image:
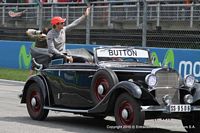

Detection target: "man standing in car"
[47, 7, 91, 63]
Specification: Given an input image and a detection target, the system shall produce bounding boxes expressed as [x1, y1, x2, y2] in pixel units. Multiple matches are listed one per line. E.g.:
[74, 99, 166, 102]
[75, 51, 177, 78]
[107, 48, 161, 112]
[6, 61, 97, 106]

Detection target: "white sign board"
[96, 48, 149, 58]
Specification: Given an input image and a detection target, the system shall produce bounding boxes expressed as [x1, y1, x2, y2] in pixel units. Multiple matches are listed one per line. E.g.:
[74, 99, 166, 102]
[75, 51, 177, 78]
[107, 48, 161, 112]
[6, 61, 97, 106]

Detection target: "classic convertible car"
[21, 46, 200, 132]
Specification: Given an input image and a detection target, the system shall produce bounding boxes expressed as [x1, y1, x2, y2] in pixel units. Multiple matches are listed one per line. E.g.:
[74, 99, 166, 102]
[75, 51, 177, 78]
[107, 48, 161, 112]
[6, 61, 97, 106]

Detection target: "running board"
[44, 106, 89, 113]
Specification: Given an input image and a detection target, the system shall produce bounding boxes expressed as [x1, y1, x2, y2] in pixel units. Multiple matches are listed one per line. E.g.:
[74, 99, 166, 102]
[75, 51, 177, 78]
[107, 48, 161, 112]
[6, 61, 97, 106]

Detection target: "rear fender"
[21, 75, 48, 104]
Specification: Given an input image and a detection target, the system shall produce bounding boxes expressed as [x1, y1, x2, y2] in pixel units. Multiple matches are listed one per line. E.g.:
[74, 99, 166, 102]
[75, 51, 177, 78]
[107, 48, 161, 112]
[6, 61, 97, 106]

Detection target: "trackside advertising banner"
[0, 40, 200, 80]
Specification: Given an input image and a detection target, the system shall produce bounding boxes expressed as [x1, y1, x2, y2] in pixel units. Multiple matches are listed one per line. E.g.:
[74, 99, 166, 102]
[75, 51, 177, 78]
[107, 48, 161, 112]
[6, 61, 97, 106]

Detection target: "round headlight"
[184, 75, 195, 88]
[184, 94, 193, 104]
[162, 95, 172, 105]
[145, 74, 157, 87]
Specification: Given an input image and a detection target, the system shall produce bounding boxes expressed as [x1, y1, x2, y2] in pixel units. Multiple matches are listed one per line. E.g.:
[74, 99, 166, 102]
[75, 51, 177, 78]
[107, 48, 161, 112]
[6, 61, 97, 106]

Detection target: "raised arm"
[64, 6, 91, 32]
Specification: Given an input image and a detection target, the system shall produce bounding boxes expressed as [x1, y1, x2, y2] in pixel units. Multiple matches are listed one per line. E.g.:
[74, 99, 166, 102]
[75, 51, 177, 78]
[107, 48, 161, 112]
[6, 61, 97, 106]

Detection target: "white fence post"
[2, 5, 5, 25]
[156, 2, 160, 27]
[136, 1, 140, 27]
[190, 2, 194, 28]
[91, 4, 94, 27]
[142, 0, 147, 47]
[66, 5, 69, 25]
[108, 3, 111, 27]
[36, 5, 39, 26]
[86, 3, 91, 44]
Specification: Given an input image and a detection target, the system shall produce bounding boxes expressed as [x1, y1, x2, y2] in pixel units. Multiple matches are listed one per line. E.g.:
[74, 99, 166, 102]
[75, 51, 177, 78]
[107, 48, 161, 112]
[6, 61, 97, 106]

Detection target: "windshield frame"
[93, 46, 152, 65]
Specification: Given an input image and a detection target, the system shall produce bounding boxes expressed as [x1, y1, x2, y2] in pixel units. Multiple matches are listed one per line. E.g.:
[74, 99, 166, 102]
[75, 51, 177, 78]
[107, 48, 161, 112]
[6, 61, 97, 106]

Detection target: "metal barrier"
[0, 1, 200, 48]
[0, 2, 199, 29]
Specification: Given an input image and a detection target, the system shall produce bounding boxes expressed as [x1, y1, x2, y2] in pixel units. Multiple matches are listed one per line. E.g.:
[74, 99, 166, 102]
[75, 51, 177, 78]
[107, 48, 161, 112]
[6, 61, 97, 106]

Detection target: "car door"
[59, 63, 97, 108]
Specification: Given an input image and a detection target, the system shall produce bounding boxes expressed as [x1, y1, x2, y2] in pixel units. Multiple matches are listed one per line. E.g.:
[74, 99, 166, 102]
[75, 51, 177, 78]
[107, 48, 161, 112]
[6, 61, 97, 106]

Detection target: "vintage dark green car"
[21, 46, 200, 133]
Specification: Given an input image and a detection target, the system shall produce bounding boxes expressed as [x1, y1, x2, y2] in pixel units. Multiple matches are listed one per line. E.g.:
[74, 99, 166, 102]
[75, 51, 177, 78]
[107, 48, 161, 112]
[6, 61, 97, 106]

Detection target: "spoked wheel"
[91, 69, 118, 104]
[182, 113, 200, 133]
[26, 83, 49, 120]
[114, 93, 144, 133]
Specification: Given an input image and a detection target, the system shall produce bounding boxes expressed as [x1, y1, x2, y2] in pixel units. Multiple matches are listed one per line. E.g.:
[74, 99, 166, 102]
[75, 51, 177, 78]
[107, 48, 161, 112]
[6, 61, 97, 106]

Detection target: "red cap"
[51, 16, 66, 25]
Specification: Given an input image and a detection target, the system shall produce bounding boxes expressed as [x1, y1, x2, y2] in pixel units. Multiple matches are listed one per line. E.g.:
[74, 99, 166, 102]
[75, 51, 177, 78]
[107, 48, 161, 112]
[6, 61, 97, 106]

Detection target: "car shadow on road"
[0, 115, 186, 133]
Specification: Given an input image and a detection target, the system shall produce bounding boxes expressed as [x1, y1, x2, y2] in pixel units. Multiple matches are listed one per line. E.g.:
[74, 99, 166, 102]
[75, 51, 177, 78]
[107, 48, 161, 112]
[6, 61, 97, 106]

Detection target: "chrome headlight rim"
[184, 75, 195, 88]
[184, 94, 193, 104]
[145, 74, 157, 87]
[162, 95, 172, 105]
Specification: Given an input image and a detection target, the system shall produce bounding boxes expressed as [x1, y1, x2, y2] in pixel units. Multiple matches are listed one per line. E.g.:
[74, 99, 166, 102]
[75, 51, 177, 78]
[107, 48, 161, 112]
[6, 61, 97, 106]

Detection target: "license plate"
[169, 104, 191, 112]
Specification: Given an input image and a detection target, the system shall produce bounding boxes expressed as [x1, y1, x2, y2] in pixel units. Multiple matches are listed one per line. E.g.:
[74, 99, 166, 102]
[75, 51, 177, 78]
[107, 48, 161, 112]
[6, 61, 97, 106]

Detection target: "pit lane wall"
[0, 40, 200, 80]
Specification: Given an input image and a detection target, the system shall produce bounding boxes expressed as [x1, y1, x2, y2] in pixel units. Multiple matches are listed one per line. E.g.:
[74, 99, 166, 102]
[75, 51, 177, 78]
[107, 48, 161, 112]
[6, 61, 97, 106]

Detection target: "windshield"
[96, 47, 150, 63]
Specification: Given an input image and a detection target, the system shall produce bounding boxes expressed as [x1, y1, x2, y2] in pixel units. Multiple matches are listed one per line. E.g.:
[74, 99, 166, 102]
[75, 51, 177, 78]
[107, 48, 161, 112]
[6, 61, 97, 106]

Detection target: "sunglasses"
[57, 22, 64, 25]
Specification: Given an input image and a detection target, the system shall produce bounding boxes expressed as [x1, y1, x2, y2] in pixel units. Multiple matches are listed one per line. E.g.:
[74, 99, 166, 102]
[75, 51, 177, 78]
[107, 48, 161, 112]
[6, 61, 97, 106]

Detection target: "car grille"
[154, 71, 180, 105]
[156, 72, 179, 88]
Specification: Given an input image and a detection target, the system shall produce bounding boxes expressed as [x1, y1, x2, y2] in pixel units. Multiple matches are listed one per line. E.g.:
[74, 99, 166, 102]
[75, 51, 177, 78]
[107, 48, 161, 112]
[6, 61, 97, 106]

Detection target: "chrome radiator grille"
[154, 71, 180, 105]
[155, 72, 179, 88]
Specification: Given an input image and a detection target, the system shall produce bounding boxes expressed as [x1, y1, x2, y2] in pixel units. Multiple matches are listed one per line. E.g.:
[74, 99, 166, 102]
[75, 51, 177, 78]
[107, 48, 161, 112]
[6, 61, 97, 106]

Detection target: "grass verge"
[0, 68, 29, 82]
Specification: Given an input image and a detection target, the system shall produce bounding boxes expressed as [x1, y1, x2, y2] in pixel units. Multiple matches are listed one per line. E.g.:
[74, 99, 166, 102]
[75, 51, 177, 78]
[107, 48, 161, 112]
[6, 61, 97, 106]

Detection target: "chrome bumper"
[141, 105, 200, 113]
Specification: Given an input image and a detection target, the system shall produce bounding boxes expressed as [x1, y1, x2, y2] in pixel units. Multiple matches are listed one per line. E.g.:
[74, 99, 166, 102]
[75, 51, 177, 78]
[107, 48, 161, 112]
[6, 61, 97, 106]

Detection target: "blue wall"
[0, 40, 33, 69]
[0, 40, 200, 80]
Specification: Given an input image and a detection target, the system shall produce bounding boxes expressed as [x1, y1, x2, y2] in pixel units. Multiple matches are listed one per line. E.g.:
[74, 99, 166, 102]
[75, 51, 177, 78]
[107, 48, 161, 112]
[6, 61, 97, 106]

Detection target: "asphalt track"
[0, 79, 187, 133]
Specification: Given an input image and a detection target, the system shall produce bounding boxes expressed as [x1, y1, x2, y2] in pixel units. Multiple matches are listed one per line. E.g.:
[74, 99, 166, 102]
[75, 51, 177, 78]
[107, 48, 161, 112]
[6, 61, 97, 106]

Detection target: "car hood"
[98, 62, 158, 72]
[99, 62, 155, 68]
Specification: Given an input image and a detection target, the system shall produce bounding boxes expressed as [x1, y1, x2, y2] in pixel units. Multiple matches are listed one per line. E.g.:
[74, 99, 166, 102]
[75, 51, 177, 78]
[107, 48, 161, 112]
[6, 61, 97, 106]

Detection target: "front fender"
[193, 83, 200, 103]
[89, 81, 142, 113]
[112, 81, 142, 99]
[21, 75, 47, 104]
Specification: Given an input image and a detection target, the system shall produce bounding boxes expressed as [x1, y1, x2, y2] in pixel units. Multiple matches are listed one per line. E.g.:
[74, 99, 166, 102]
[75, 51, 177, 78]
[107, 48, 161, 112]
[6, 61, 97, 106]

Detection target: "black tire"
[114, 93, 144, 133]
[26, 83, 49, 120]
[182, 113, 200, 133]
[90, 69, 119, 104]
